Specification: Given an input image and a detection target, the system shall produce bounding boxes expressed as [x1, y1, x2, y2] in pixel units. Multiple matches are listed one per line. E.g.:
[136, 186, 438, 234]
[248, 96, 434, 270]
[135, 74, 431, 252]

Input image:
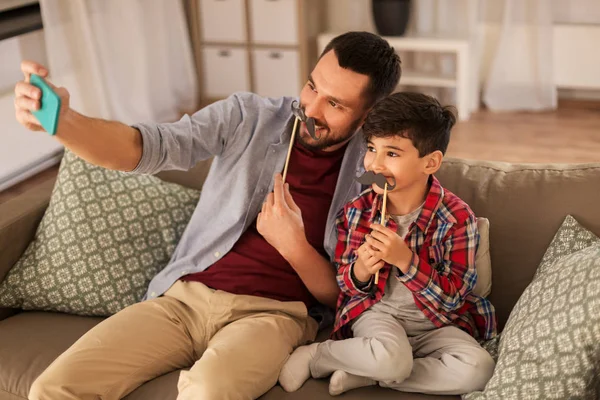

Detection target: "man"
[14, 31, 401, 399]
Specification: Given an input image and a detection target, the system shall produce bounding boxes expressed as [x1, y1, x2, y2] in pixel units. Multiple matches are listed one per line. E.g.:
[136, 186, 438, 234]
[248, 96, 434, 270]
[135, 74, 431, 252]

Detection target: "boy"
[278, 92, 497, 396]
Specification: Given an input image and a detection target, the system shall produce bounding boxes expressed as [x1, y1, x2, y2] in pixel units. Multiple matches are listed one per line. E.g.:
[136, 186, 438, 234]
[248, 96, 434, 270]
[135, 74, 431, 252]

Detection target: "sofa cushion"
[123, 371, 180, 400]
[464, 216, 600, 400]
[0, 312, 103, 399]
[0, 312, 183, 400]
[0, 312, 456, 400]
[437, 159, 600, 330]
[0, 150, 200, 316]
[260, 380, 449, 400]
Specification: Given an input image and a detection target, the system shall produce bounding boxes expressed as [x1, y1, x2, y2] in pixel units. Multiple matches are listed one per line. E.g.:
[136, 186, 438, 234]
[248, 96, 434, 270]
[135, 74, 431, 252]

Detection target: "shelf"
[400, 71, 457, 88]
[383, 33, 470, 52]
[0, 2, 42, 41]
[317, 32, 470, 54]
[0, 0, 37, 13]
[317, 32, 477, 120]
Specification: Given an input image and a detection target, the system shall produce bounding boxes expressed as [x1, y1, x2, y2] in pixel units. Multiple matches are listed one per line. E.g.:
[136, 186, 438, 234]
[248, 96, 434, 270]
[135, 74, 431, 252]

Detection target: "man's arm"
[15, 60, 245, 174]
[285, 212, 385, 307]
[57, 110, 143, 172]
[284, 241, 339, 309]
[14, 61, 143, 172]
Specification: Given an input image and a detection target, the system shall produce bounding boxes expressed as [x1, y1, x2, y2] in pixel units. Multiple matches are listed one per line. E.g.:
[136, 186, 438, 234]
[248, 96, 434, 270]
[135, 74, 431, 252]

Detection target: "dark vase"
[372, 0, 411, 36]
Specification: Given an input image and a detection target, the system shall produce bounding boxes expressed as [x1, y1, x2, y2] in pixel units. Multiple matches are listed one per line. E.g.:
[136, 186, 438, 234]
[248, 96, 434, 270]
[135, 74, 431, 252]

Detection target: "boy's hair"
[320, 32, 401, 107]
[362, 92, 457, 157]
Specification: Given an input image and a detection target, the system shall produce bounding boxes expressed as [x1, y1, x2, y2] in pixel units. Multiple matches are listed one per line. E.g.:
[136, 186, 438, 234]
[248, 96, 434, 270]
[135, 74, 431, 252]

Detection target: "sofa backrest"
[155, 159, 212, 191]
[436, 158, 600, 330]
[156, 157, 600, 331]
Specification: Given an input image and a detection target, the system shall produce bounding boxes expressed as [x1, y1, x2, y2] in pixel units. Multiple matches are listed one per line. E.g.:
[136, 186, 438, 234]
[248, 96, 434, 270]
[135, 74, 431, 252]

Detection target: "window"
[0, 0, 62, 192]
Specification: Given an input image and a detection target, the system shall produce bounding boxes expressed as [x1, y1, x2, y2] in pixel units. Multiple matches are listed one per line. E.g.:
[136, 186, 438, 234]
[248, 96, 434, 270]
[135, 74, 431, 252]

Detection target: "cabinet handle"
[219, 50, 231, 57]
[269, 52, 282, 59]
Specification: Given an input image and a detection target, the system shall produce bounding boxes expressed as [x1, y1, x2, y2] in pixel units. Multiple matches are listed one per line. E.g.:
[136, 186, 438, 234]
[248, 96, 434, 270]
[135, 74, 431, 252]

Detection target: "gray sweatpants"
[310, 311, 495, 395]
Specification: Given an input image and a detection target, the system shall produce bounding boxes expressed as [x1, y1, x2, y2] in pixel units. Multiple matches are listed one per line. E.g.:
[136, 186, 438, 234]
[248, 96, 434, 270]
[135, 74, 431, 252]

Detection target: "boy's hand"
[353, 242, 385, 283]
[365, 224, 413, 273]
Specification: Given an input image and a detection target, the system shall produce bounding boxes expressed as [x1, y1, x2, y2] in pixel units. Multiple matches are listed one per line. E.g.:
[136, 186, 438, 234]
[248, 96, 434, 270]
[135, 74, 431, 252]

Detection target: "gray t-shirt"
[369, 203, 436, 335]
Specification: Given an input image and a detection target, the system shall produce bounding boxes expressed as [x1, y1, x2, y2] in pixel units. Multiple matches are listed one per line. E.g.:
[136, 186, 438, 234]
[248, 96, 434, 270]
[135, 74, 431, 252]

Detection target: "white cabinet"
[199, 0, 246, 43]
[252, 49, 300, 97]
[191, 0, 322, 103]
[249, 0, 299, 45]
[202, 46, 250, 97]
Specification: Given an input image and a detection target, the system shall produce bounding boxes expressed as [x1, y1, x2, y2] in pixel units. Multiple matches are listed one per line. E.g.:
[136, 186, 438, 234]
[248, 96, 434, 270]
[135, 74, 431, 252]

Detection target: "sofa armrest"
[0, 179, 54, 284]
[0, 179, 55, 321]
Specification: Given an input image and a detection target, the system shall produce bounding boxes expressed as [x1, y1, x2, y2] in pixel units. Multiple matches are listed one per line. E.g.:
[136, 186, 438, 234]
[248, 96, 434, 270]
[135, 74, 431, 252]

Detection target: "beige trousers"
[311, 311, 495, 395]
[29, 281, 318, 400]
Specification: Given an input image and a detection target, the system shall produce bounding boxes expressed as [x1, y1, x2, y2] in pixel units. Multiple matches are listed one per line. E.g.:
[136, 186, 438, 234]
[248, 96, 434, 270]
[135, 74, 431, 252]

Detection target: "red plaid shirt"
[331, 176, 497, 341]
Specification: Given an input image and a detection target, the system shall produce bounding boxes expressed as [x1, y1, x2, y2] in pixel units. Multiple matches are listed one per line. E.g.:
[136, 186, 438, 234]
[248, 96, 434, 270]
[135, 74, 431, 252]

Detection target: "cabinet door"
[199, 0, 247, 43]
[249, 0, 298, 45]
[252, 48, 300, 97]
[203, 46, 250, 98]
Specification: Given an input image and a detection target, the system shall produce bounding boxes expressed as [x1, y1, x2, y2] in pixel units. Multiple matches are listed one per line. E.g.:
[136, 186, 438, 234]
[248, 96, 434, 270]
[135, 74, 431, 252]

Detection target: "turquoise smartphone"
[29, 74, 61, 136]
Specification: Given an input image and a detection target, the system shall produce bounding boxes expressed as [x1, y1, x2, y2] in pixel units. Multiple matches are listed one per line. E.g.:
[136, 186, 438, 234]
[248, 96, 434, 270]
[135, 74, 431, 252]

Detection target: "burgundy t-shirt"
[181, 140, 347, 309]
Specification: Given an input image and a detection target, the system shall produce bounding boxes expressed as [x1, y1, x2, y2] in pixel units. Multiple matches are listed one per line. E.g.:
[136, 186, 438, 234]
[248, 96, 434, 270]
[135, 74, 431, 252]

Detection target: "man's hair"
[362, 92, 457, 157]
[320, 31, 401, 107]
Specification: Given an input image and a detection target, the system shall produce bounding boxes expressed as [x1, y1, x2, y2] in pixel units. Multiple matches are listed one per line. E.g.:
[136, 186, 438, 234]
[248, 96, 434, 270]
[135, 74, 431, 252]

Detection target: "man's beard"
[296, 117, 363, 151]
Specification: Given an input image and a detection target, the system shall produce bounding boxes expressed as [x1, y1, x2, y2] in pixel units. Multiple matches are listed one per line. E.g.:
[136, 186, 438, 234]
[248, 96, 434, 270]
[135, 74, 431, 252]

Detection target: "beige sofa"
[1, 157, 599, 400]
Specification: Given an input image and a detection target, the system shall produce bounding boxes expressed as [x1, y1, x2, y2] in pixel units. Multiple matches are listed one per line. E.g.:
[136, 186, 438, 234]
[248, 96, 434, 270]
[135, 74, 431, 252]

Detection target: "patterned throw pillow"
[0, 150, 200, 316]
[535, 215, 600, 278]
[464, 215, 600, 400]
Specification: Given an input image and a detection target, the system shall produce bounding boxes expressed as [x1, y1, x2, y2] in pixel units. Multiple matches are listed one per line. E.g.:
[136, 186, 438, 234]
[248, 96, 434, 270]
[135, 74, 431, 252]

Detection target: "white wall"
[0, 30, 47, 95]
[325, 0, 600, 33]
[325, 0, 375, 32]
[0, 30, 59, 191]
[551, 0, 600, 99]
[0, 38, 23, 95]
[324, 0, 600, 99]
[552, 0, 600, 24]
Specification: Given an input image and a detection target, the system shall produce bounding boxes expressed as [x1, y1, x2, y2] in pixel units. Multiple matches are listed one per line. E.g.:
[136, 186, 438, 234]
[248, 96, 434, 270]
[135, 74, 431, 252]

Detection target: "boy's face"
[363, 136, 435, 196]
[297, 50, 371, 151]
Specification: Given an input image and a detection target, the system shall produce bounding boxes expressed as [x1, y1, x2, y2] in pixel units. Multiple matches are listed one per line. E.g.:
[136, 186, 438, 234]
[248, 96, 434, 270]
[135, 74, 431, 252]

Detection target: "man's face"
[297, 50, 371, 151]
